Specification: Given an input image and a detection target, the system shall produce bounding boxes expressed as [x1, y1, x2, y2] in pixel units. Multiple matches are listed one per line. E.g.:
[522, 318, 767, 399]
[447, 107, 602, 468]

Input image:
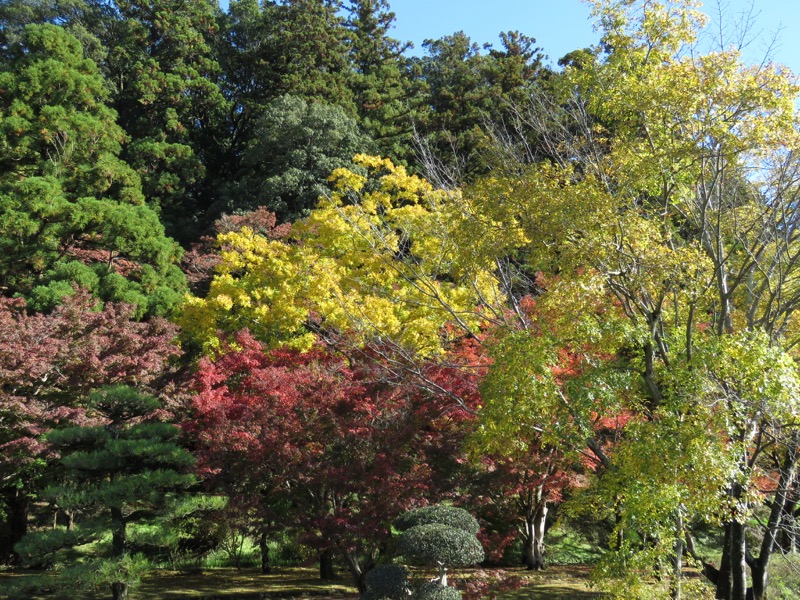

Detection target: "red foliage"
[0, 291, 180, 399]
[0, 290, 181, 557]
[187, 330, 475, 560]
[0, 290, 180, 465]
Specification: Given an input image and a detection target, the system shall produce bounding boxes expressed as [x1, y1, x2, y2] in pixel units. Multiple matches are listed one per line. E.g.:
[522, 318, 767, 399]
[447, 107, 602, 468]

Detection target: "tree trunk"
[111, 507, 126, 558]
[319, 548, 336, 580]
[343, 549, 370, 593]
[438, 562, 448, 586]
[716, 525, 733, 600]
[777, 496, 797, 554]
[259, 531, 271, 574]
[111, 581, 128, 600]
[671, 510, 684, 600]
[0, 488, 28, 563]
[750, 435, 799, 600]
[729, 520, 748, 600]
[522, 498, 547, 570]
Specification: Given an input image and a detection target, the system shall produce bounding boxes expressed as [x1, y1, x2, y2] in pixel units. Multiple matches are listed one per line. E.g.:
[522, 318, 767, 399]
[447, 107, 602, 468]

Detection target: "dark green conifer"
[13, 386, 194, 600]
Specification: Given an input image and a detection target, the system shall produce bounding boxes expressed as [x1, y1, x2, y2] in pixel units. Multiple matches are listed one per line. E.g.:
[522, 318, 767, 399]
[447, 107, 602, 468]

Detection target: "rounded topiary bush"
[396, 523, 485, 567]
[361, 564, 411, 600]
[411, 581, 463, 600]
[394, 505, 480, 535]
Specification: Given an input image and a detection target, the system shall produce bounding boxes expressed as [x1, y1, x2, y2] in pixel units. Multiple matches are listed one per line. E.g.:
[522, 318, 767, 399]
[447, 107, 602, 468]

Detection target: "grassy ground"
[494, 566, 604, 599]
[1, 565, 604, 599]
[136, 565, 604, 599]
[138, 567, 356, 599]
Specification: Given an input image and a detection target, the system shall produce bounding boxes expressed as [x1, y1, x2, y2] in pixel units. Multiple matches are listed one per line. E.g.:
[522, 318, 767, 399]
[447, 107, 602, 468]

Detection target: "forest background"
[1, 1, 800, 600]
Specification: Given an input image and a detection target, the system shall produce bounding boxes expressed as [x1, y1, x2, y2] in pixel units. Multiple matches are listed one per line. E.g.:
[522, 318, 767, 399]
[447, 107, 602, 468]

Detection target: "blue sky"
[385, 0, 800, 73]
[217, 1, 800, 75]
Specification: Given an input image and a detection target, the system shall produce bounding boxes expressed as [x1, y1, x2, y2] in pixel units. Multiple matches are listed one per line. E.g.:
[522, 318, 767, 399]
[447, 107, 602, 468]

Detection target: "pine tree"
[0, 23, 186, 316]
[345, 0, 421, 163]
[12, 386, 194, 600]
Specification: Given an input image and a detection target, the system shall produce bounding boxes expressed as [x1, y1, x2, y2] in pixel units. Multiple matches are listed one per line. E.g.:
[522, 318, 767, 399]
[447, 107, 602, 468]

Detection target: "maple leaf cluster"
[187, 330, 477, 561]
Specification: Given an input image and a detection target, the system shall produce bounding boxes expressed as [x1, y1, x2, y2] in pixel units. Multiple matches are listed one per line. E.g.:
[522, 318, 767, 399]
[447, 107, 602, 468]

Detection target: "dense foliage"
[2, 2, 800, 600]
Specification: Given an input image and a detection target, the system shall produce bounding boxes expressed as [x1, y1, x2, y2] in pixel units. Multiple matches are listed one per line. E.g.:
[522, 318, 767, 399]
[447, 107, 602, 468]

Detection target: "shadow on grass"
[492, 565, 606, 599]
[2, 564, 606, 599]
[138, 567, 358, 599]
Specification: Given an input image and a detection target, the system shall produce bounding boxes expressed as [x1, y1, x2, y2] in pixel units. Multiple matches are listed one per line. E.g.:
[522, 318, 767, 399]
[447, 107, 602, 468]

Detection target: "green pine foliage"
[0, 23, 186, 317]
[12, 386, 195, 599]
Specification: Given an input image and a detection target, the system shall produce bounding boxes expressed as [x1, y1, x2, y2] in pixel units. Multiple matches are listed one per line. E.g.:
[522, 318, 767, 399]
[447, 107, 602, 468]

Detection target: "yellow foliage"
[178, 157, 502, 356]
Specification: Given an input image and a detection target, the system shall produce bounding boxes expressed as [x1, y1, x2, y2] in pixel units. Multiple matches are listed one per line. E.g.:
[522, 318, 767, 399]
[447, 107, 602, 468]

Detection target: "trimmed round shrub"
[362, 564, 411, 600]
[411, 581, 462, 600]
[394, 505, 480, 535]
[396, 524, 485, 567]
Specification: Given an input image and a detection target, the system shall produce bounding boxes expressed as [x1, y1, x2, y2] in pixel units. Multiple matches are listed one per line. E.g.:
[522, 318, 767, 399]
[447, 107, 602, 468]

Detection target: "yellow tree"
[178, 155, 500, 397]
[463, 1, 800, 598]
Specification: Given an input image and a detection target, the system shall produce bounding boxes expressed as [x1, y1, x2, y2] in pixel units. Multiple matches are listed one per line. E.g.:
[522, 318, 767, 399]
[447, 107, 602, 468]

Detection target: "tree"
[344, 0, 421, 163]
[460, 1, 800, 598]
[394, 504, 484, 597]
[270, 0, 354, 111]
[104, 0, 229, 241]
[0, 23, 186, 316]
[187, 331, 473, 590]
[0, 291, 180, 562]
[217, 95, 374, 222]
[416, 30, 546, 180]
[178, 154, 496, 357]
[12, 385, 194, 600]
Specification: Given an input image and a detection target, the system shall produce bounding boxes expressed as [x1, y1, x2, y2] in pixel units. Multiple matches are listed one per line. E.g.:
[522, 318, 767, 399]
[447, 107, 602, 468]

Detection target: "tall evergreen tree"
[417, 30, 546, 180]
[104, 0, 229, 241]
[273, 0, 354, 112]
[344, 0, 421, 162]
[0, 23, 185, 315]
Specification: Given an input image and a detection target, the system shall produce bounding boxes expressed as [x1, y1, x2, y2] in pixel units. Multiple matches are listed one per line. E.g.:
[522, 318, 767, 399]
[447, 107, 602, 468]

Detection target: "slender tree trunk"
[111, 507, 126, 558]
[777, 496, 797, 553]
[111, 581, 128, 600]
[319, 548, 336, 580]
[259, 531, 271, 574]
[671, 509, 684, 600]
[716, 525, 733, 600]
[343, 549, 370, 593]
[751, 435, 799, 600]
[522, 497, 548, 570]
[438, 562, 448, 586]
[0, 488, 28, 563]
[729, 520, 748, 600]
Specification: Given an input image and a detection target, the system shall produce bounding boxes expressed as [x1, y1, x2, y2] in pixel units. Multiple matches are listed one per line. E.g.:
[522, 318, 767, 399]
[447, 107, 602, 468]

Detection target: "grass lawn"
[2, 564, 605, 599]
[137, 565, 604, 599]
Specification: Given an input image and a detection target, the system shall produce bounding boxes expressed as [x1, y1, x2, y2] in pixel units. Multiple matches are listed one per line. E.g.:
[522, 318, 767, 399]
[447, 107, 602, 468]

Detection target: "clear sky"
[385, 0, 800, 73]
[216, 1, 800, 75]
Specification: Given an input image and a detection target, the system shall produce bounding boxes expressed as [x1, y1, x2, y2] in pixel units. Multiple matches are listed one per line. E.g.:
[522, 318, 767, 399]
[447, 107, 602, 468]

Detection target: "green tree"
[211, 0, 359, 225]
[12, 386, 194, 600]
[272, 0, 354, 111]
[218, 95, 374, 221]
[344, 0, 421, 163]
[416, 30, 546, 180]
[0, 23, 185, 316]
[105, 0, 229, 241]
[464, 2, 800, 598]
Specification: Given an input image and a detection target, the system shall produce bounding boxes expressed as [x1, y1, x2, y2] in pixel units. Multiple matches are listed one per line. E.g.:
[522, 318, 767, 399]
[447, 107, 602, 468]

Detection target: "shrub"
[396, 524, 485, 568]
[361, 564, 411, 599]
[394, 505, 480, 535]
[412, 580, 462, 600]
